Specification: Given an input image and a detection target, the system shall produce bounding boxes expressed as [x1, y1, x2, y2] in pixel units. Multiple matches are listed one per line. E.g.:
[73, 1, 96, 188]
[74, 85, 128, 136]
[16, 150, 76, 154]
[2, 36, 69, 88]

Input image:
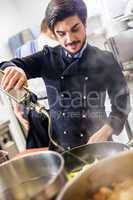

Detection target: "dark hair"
[40, 18, 48, 32]
[45, 0, 87, 33]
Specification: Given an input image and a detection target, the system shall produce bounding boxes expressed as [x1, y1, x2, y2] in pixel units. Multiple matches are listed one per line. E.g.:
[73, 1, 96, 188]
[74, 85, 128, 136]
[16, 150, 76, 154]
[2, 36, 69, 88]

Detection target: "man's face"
[54, 15, 86, 54]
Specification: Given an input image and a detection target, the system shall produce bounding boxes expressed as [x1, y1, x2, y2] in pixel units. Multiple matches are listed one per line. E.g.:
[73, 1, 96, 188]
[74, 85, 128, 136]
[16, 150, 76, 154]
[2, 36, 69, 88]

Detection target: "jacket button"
[62, 112, 66, 116]
[83, 96, 87, 100]
[61, 76, 64, 79]
[64, 131, 67, 135]
[85, 77, 88, 80]
[80, 133, 84, 137]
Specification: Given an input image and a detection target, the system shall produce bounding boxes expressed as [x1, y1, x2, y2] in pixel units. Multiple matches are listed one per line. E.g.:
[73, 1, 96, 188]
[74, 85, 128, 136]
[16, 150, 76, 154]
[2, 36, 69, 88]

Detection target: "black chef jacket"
[1, 44, 130, 150]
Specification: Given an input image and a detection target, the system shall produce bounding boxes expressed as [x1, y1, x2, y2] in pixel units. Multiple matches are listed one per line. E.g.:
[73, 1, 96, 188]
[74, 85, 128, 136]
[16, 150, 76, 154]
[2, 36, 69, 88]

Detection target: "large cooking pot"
[0, 151, 66, 200]
[63, 141, 130, 172]
[57, 150, 133, 200]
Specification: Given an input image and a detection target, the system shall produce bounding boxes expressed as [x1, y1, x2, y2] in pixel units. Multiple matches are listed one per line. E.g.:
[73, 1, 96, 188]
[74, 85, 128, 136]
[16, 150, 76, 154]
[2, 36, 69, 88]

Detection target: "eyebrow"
[71, 23, 80, 29]
[56, 23, 80, 33]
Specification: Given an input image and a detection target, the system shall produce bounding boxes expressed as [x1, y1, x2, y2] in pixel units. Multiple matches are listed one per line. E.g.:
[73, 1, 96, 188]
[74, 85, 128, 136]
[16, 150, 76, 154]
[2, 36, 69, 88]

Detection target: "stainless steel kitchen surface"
[103, 28, 133, 144]
[0, 120, 18, 158]
[0, 93, 26, 154]
[111, 80, 133, 144]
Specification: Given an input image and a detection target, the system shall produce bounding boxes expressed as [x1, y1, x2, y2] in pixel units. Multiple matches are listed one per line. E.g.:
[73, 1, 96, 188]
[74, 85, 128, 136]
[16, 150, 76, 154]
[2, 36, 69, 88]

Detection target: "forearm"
[88, 124, 113, 144]
[97, 124, 113, 138]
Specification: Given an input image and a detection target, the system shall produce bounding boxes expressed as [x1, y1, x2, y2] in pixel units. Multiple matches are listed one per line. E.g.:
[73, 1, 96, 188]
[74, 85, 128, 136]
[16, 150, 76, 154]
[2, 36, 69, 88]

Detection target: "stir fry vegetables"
[67, 159, 98, 181]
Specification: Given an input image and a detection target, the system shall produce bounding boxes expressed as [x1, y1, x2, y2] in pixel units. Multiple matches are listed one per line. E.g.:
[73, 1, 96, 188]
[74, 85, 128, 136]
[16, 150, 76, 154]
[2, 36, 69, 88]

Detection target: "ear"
[53, 31, 58, 40]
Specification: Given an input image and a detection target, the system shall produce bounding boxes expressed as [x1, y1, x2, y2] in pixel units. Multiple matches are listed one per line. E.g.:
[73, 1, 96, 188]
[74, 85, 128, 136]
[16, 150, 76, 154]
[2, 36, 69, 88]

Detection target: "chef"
[0, 0, 130, 151]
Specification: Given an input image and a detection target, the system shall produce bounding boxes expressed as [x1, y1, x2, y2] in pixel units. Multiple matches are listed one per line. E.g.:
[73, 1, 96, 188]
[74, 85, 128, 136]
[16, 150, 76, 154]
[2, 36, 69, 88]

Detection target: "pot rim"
[0, 150, 65, 187]
[57, 150, 133, 200]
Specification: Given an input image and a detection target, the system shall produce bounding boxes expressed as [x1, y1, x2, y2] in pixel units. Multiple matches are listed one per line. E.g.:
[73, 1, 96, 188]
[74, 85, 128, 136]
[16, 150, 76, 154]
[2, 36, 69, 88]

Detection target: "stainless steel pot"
[0, 151, 66, 200]
[57, 150, 133, 200]
[62, 141, 130, 172]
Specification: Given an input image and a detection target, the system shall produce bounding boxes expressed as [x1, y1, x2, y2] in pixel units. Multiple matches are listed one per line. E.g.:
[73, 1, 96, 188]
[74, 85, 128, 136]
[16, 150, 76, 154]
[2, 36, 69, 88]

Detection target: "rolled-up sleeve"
[106, 53, 131, 135]
[0, 61, 16, 69]
[0, 50, 45, 79]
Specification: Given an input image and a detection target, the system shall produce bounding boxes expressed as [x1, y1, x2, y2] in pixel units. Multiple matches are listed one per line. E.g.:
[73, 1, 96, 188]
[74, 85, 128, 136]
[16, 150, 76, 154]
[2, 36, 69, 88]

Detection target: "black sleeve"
[106, 53, 131, 135]
[0, 50, 46, 79]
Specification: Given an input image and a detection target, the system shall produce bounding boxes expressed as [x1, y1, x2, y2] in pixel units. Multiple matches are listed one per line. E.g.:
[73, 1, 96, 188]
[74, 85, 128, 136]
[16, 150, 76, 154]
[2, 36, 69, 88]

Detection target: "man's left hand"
[87, 124, 113, 144]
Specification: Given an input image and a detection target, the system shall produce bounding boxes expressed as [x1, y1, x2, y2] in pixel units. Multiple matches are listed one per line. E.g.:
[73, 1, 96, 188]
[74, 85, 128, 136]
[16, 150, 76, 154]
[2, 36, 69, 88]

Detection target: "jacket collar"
[62, 43, 90, 76]
[46, 43, 90, 77]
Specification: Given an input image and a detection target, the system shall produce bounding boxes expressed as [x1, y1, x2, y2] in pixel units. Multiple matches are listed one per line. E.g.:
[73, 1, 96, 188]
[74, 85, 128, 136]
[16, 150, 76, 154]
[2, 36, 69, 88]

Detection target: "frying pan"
[62, 141, 131, 172]
[57, 150, 133, 200]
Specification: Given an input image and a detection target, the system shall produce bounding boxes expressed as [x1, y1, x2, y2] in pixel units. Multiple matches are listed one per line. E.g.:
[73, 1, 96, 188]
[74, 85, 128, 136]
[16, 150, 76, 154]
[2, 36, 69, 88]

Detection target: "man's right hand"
[1, 66, 27, 91]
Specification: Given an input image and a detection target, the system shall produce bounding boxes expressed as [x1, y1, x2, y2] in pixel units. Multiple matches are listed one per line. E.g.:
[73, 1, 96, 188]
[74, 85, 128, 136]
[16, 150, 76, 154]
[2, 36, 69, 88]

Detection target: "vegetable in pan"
[67, 159, 99, 181]
[89, 177, 133, 200]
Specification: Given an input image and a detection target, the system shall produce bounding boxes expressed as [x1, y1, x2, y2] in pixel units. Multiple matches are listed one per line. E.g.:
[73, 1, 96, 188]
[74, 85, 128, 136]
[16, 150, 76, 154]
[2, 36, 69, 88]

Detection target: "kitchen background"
[0, 0, 133, 157]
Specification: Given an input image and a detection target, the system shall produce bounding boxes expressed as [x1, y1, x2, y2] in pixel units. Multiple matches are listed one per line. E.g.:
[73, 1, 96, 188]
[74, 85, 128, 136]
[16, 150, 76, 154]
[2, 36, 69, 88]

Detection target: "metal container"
[0, 151, 66, 200]
[63, 141, 130, 172]
[57, 150, 133, 200]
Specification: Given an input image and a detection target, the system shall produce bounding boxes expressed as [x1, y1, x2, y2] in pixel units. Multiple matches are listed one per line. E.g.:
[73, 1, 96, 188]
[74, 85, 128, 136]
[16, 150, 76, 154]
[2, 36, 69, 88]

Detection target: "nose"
[65, 32, 74, 44]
